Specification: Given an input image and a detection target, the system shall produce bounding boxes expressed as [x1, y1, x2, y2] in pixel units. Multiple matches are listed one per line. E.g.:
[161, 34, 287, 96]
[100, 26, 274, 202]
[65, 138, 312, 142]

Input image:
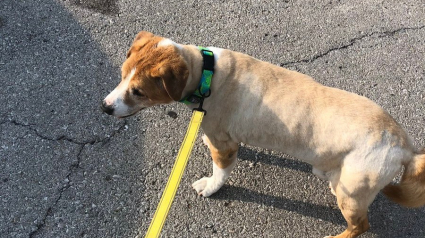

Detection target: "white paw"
[323, 236, 334, 238]
[191, 177, 217, 197]
[202, 134, 210, 148]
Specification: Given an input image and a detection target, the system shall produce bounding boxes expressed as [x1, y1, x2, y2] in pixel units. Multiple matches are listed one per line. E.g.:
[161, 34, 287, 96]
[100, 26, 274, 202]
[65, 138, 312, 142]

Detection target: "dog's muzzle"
[101, 101, 114, 115]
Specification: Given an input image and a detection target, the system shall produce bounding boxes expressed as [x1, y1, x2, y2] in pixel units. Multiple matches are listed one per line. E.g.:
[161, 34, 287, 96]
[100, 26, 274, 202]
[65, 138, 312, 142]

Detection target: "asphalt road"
[1, 0, 424, 237]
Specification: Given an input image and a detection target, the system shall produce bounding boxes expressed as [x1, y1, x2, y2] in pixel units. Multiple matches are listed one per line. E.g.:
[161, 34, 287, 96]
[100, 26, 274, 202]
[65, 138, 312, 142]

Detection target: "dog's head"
[101, 31, 188, 118]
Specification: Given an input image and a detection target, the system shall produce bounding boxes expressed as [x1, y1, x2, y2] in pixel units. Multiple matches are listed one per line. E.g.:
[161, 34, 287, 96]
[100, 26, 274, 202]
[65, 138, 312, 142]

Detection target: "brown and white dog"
[101, 31, 425, 238]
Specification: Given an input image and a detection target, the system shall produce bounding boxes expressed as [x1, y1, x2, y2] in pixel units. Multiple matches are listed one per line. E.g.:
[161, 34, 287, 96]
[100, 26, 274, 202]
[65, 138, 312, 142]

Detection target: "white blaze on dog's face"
[103, 68, 139, 117]
[102, 31, 189, 118]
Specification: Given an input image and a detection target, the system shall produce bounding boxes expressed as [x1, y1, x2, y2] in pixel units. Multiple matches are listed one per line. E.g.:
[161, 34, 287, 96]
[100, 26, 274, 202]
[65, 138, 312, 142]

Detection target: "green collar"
[179, 47, 214, 112]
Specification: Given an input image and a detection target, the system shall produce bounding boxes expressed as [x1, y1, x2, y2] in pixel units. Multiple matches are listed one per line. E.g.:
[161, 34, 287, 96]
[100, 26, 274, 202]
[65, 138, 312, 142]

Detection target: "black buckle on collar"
[186, 88, 211, 104]
[192, 88, 211, 115]
[201, 49, 215, 72]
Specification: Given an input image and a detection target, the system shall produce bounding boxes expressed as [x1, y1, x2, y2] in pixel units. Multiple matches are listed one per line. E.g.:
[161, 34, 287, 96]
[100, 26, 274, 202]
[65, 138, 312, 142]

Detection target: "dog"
[101, 31, 425, 238]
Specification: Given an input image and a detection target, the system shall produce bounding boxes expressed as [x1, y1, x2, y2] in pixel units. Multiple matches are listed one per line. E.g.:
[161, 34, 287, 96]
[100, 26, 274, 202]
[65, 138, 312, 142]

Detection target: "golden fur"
[102, 31, 425, 238]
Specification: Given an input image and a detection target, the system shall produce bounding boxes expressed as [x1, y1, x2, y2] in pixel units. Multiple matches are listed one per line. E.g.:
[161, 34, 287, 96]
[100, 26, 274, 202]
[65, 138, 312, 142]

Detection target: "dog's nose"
[101, 101, 114, 115]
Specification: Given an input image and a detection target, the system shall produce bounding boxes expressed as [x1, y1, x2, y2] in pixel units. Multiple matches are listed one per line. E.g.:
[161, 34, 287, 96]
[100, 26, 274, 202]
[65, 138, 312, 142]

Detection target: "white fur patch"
[207, 46, 223, 62]
[103, 68, 136, 116]
[192, 159, 236, 197]
[157, 38, 183, 50]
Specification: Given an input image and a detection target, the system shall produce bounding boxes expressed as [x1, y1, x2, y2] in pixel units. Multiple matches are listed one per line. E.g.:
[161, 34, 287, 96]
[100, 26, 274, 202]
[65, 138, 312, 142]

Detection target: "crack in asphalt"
[3, 119, 128, 237]
[280, 25, 425, 67]
[28, 144, 86, 238]
[6, 119, 127, 146]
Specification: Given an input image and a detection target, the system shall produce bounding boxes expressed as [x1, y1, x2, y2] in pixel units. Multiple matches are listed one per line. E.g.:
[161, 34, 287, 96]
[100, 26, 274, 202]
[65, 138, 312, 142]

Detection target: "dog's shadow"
[208, 146, 425, 237]
[237, 145, 312, 173]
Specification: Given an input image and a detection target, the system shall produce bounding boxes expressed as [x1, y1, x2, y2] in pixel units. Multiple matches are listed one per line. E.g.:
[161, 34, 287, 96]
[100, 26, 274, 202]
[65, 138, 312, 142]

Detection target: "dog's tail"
[382, 151, 425, 208]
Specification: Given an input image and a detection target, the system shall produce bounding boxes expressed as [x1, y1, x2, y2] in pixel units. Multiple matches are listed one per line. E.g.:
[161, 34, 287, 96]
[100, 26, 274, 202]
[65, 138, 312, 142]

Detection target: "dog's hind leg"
[330, 193, 371, 238]
[192, 135, 239, 197]
[324, 171, 380, 238]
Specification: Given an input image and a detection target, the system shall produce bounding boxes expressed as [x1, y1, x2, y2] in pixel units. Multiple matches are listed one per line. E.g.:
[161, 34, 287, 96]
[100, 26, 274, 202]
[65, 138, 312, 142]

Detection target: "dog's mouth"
[117, 107, 146, 119]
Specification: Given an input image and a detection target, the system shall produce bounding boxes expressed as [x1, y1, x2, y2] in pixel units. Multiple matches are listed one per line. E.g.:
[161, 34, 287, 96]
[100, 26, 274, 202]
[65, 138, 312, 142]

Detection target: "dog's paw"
[202, 134, 211, 148]
[323, 236, 334, 238]
[192, 177, 217, 197]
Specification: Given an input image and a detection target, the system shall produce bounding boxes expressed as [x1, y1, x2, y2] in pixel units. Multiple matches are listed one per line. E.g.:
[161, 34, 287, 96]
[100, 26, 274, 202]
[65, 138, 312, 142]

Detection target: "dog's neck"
[178, 45, 207, 102]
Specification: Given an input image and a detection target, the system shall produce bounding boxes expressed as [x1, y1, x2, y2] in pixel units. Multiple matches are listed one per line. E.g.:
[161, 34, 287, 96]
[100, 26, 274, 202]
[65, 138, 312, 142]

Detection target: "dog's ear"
[127, 31, 155, 58]
[133, 31, 154, 42]
[154, 58, 189, 101]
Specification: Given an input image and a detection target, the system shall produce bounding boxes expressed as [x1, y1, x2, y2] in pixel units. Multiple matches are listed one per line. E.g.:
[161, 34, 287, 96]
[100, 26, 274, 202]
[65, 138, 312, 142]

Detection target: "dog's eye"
[132, 88, 145, 97]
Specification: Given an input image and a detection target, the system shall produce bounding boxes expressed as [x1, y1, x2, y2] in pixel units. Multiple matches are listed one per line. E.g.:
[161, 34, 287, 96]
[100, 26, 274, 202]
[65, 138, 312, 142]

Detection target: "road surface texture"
[1, 0, 424, 237]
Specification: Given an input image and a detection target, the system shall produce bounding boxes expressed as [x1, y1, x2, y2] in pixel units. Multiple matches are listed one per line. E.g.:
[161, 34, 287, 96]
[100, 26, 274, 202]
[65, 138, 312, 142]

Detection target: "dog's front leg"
[192, 135, 238, 197]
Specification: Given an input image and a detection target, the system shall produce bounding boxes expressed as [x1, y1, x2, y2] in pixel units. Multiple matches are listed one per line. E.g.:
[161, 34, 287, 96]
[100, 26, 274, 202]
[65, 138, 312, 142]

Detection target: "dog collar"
[179, 47, 214, 111]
